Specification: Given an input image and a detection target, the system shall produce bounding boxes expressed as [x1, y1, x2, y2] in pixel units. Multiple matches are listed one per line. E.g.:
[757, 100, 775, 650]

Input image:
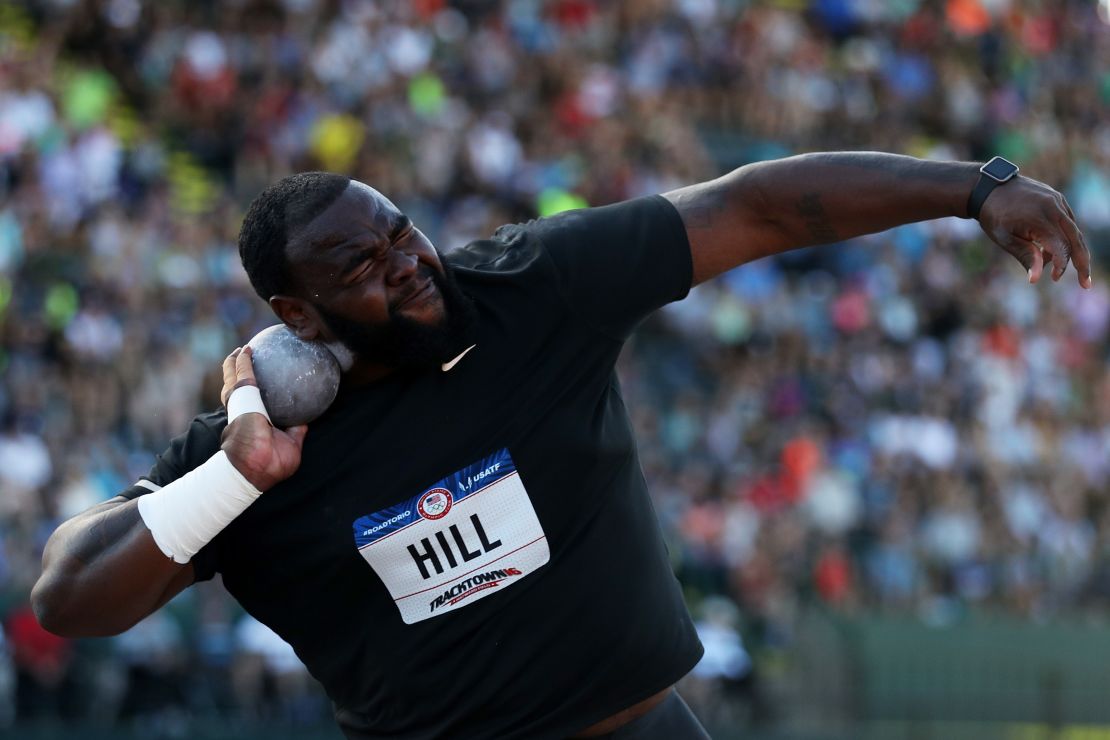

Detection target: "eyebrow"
[390, 214, 413, 236]
[337, 217, 413, 275]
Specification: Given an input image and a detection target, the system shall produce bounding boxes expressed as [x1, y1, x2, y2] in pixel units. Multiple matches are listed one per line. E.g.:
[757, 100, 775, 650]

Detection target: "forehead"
[289, 181, 403, 260]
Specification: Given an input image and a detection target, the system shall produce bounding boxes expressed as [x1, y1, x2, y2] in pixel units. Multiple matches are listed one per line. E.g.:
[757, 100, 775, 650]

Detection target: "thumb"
[1027, 244, 1044, 284]
[1006, 235, 1044, 284]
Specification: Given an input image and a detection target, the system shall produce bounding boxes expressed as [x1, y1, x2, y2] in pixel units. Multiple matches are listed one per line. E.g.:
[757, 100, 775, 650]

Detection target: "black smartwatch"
[966, 156, 1019, 219]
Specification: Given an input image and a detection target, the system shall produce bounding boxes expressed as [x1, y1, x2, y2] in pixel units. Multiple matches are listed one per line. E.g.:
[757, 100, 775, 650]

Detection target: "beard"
[314, 259, 478, 372]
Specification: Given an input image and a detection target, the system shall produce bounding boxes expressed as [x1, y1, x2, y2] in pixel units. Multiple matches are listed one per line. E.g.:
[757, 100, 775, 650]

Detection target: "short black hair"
[238, 172, 351, 301]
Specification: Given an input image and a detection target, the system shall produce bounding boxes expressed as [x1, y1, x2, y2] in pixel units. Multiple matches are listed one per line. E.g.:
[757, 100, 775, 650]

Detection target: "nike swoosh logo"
[441, 344, 477, 372]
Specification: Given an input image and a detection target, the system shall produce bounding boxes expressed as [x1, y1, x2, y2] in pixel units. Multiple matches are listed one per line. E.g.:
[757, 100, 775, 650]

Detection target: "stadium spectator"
[2, 0, 1109, 730]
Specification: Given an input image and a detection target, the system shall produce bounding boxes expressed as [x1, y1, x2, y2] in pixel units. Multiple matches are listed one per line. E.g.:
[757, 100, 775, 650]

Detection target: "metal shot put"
[34, 155, 1092, 739]
[244, 325, 340, 428]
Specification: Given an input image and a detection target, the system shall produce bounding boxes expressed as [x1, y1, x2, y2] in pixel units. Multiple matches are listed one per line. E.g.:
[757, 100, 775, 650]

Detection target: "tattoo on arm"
[810, 152, 966, 183]
[64, 503, 142, 566]
[796, 192, 839, 242]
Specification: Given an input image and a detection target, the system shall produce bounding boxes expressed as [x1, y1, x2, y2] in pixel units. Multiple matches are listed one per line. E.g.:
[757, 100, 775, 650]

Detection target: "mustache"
[389, 266, 440, 312]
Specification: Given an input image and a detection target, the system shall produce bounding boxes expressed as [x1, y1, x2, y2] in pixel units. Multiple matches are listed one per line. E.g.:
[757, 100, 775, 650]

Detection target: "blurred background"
[3, 0, 1110, 738]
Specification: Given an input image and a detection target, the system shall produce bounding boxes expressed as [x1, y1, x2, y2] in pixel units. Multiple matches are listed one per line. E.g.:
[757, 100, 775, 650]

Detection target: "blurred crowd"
[3, 0, 1110, 731]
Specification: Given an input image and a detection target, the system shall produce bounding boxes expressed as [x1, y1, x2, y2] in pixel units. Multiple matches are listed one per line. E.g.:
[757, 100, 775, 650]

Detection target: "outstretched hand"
[977, 175, 1092, 288]
[219, 347, 308, 491]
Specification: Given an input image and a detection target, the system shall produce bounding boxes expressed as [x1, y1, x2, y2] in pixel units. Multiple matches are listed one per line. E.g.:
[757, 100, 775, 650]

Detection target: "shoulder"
[177, 409, 228, 450]
[446, 196, 683, 274]
[119, 409, 228, 500]
[524, 195, 685, 248]
[446, 224, 552, 276]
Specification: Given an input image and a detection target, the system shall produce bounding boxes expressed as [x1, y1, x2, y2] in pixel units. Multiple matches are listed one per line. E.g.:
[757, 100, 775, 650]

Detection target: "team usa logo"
[417, 488, 453, 520]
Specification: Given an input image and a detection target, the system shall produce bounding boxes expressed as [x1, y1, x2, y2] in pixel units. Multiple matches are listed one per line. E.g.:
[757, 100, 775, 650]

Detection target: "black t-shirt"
[121, 195, 703, 739]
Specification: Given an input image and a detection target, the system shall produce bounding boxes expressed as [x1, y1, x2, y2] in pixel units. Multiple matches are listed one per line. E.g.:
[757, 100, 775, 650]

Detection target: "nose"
[385, 249, 419, 286]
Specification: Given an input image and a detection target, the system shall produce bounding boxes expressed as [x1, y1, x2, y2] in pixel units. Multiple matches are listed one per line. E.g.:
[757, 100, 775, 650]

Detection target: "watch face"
[981, 156, 1019, 182]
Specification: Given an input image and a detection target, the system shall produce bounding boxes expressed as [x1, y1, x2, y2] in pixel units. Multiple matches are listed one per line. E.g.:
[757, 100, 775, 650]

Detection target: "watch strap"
[967, 157, 1019, 220]
[966, 176, 999, 220]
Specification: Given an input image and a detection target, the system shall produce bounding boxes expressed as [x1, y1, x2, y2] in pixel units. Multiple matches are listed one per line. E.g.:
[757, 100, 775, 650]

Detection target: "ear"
[270, 295, 324, 341]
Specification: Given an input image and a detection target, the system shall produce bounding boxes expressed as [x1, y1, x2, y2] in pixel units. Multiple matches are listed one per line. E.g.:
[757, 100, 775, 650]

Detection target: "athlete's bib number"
[352, 449, 549, 624]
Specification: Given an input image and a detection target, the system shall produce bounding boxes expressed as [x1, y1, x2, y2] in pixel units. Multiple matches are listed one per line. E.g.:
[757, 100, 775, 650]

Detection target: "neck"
[326, 340, 397, 387]
[340, 360, 397, 388]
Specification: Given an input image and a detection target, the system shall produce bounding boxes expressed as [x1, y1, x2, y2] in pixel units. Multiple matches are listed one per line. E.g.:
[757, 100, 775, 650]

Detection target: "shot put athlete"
[32, 153, 1090, 738]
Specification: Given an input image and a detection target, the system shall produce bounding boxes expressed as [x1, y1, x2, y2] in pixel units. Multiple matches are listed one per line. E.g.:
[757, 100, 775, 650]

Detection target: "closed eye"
[348, 262, 373, 283]
[391, 218, 414, 241]
[342, 218, 413, 282]
[344, 250, 381, 282]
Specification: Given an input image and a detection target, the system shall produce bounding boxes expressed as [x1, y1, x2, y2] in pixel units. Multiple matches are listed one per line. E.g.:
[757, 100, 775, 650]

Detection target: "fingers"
[1016, 240, 1043, 284]
[235, 345, 258, 386]
[221, 347, 242, 407]
[222, 346, 261, 408]
[1037, 196, 1092, 287]
[1038, 236, 1068, 282]
[985, 178, 1093, 290]
[1056, 205, 1093, 288]
[1030, 247, 1044, 284]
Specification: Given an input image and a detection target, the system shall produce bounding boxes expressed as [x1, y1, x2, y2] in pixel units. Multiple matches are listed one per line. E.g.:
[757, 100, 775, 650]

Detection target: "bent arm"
[33, 347, 308, 638]
[665, 152, 1090, 287]
[32, 496, 195, 637]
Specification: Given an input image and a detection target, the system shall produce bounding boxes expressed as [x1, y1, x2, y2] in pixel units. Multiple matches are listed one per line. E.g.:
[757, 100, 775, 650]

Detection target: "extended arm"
[31, 498, 196, 637]
[664, 152, 1091, 288]
[32, 348, 307, 637]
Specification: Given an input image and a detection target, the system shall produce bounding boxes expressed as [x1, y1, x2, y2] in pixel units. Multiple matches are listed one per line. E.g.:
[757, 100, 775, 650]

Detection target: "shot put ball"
[245, 325, 341, 427]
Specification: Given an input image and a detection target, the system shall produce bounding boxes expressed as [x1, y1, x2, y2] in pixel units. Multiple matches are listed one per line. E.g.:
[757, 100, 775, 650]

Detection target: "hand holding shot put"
[33, 153, 1094, 738]
[220, 346, 307, 493]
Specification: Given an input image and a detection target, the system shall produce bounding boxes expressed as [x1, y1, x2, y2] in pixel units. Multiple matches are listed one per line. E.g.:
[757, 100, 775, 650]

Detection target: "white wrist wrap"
[227, 384, 272, 424]
[137, 451, 263, 563]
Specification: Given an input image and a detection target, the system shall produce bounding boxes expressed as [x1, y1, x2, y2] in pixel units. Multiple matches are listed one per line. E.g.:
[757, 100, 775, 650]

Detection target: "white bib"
[352, 449, 550, 624]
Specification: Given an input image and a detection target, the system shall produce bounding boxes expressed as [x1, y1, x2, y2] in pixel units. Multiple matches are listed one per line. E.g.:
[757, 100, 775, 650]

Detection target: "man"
[32, 154, 1091, 738]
